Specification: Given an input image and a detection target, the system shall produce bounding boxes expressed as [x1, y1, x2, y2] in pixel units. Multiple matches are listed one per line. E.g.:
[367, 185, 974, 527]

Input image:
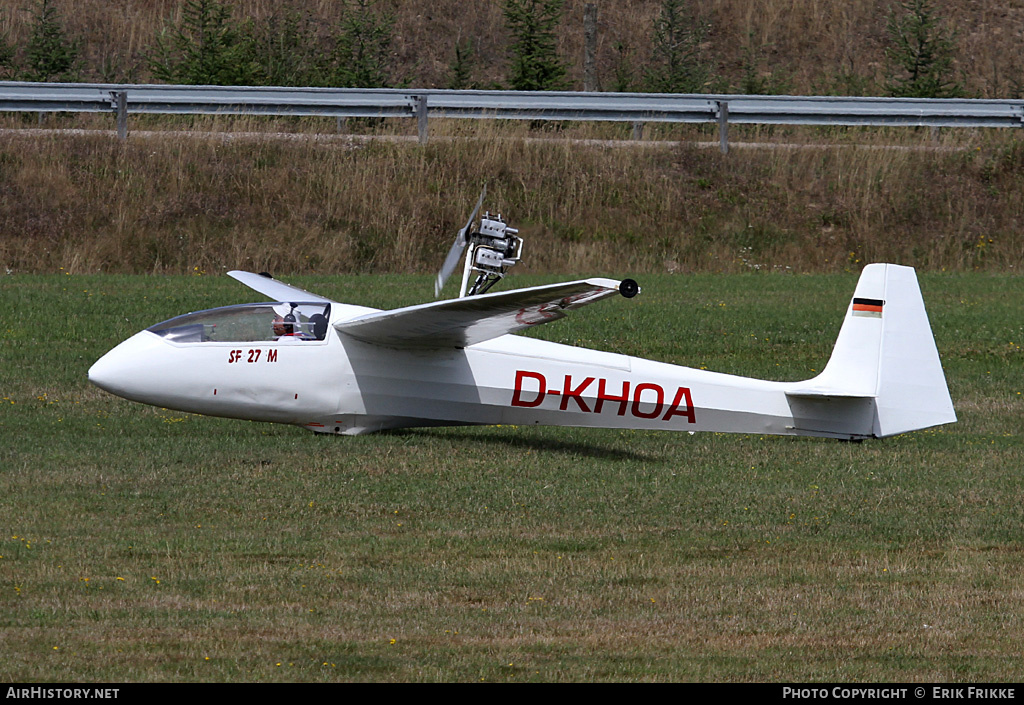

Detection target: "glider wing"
[335, 278, 629, 349]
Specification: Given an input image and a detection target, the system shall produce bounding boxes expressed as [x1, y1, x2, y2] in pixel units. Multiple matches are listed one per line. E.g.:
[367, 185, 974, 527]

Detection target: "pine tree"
[610, 41, 636, 92]
[243, 9, 325, 87]
[23, 0, 79, 82]
[327, 0, 397, 88]
[148, 0, 258, 85]
[503, 0, 567, 91]
[446, 39, 477, 90]
[644, 0, 710, 93]
[0, 31, 15, 79]
[885, 0, 964, 98]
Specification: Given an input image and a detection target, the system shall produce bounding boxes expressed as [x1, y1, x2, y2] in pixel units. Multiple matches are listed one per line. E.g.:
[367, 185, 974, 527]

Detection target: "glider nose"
[88, 332, 163, 401]
[87, 349, 123, 396]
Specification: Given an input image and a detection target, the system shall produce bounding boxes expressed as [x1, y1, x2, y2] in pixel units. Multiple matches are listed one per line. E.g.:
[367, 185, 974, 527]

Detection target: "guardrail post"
[717, 100, 729, 155]
[632, 121, 644, 140]
[114, 91, 128, 141]
[416, 95, 428, 144]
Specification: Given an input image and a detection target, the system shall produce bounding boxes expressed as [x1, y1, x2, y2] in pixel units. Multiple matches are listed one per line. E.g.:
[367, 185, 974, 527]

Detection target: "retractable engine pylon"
[458, 211, 523, 297]
[434, 187, 524, 299]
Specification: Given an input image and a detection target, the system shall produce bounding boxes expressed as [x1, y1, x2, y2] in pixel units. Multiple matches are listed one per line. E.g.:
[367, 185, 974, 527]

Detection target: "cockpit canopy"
[147, 302, 332, 343]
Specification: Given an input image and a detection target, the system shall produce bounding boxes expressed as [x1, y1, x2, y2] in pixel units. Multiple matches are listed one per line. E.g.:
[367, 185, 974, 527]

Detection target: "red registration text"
[227, 349, 279, 364]
[511, 370, 696, 423]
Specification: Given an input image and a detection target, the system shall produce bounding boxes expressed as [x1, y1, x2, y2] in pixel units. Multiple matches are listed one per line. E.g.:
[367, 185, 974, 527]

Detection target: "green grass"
[1, 271, 1022, 682]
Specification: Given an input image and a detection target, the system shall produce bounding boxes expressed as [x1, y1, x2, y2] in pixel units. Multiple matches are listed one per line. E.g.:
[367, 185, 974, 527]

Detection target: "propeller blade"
[435, 185, 487, 297]
[435, 238, 467, 298]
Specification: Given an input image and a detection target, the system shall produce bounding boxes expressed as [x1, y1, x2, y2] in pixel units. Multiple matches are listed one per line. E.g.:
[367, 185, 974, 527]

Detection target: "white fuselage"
[88, 264, 956, 441]
[88, 303, 855, 438]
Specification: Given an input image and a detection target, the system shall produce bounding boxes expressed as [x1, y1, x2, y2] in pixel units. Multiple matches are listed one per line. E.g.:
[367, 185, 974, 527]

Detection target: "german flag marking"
[852, 297, 884, 318]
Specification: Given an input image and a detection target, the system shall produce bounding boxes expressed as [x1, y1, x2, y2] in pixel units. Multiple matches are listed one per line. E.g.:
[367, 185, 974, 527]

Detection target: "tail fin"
[786, 263, 956, 438]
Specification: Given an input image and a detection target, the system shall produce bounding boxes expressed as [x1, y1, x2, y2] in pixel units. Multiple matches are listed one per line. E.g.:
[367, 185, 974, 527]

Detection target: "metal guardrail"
[2, 82, 1023, 153]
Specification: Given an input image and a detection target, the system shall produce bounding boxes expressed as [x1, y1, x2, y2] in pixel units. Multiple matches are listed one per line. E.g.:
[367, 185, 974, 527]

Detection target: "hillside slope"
[1, 0, 1022, 98]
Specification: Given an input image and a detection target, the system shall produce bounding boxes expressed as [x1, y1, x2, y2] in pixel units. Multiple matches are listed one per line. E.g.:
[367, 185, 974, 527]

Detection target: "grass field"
[1, 270, 1022, 682]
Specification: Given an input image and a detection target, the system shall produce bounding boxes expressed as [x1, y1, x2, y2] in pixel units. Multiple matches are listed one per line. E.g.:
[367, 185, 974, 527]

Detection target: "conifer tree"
[644, 0, 710, 93]
[0, 32, 15, 79]
[885, 0, 964, 98]
[503, 0, 567, 91]
[243, 9, 324, 87]
[148, 0, 258, 85]
[327, 0, 397, 88]
[23, 0, 79, 82]
[446, 39, 477, 90]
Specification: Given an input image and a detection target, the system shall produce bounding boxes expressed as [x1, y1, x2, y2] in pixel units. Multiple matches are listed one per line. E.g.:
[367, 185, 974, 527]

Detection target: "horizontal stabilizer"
[785, 388, 873, 399]
[336, 278, 627, 349]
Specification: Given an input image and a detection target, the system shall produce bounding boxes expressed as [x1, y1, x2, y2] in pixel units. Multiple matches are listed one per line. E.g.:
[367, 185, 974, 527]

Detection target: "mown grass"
[1, 271, 1021, 682]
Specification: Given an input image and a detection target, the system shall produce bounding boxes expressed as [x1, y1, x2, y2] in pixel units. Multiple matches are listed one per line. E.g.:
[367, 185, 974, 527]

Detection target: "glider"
[89, 202, 955, 441]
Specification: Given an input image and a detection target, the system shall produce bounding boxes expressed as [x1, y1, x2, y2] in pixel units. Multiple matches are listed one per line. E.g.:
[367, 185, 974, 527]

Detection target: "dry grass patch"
[3, 127, 1024, 276]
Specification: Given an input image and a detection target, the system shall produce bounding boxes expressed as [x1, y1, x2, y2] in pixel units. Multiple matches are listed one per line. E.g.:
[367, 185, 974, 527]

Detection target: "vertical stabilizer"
[787, 264, 956, 438]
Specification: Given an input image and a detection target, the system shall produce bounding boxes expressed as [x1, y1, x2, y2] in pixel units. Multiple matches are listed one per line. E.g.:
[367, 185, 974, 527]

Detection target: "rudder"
[870, 264, 956, 436]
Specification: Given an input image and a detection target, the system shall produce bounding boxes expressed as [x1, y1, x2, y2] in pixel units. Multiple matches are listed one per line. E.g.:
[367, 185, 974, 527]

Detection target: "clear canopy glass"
[147, 302, 332, 343]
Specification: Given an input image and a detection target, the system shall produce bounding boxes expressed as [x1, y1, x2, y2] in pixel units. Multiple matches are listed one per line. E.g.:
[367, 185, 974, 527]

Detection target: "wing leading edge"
[227, 270, 336, 304]
[336, 278, 635, 349]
